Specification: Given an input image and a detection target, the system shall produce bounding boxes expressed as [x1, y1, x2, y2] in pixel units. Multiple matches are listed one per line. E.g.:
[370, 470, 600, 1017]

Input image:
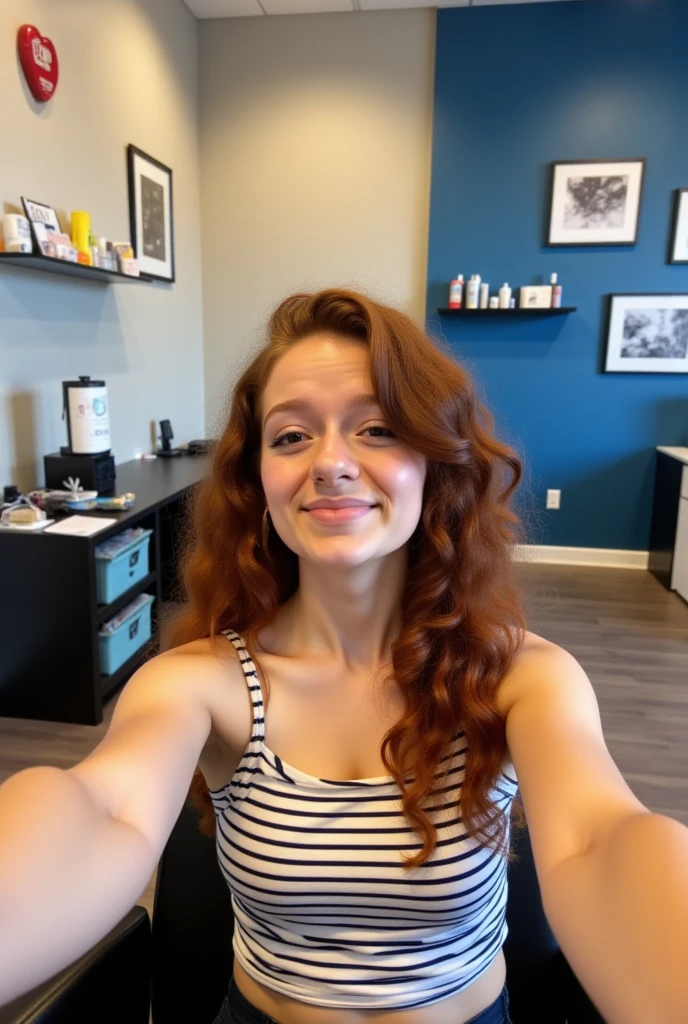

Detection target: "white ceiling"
[184, 0, 581, 19]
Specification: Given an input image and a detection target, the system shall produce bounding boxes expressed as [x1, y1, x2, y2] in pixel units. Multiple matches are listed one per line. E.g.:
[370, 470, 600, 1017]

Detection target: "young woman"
[0, 289, 686, 1024]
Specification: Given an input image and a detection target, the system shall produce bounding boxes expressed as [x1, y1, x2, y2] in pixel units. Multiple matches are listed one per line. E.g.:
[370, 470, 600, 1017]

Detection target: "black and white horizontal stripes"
[208, 629, 518, 1012]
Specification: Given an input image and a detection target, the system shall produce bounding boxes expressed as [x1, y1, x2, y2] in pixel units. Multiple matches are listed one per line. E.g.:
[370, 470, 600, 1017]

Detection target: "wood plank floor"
[1, 562, 687, 926]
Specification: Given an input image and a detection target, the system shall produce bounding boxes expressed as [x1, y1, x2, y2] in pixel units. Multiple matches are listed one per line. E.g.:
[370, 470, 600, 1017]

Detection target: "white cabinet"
[651, 452, 688, 600]
[672, 495, 688, 602]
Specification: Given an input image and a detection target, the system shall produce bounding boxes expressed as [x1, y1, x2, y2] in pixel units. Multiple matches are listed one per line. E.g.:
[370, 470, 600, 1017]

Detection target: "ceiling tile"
[259, 0, 353, 13]
[184, 0, 585, 17]
[359, 0, 467, 9]
[184, 0, 264, 16]
[471, 0, 581, 5]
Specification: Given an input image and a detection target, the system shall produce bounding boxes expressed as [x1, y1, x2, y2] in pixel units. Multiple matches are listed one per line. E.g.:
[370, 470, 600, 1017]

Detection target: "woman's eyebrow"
[263, 393, 379, 429]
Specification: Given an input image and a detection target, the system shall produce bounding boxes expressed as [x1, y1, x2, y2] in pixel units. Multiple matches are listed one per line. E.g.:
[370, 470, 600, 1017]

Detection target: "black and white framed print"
[127, 145, 175, 282]
[21, 197, 61, 254]
[604, 294, 688, 373]
[548, 159, 645, 246]
[669, 189, 688, 264]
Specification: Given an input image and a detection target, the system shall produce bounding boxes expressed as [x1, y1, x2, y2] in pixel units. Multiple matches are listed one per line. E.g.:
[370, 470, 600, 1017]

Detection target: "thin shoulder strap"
[222, 629, 265, 741]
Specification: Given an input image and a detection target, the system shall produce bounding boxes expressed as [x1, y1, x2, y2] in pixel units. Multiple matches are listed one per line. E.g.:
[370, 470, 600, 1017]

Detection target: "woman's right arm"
[0, 647, 217, 1006]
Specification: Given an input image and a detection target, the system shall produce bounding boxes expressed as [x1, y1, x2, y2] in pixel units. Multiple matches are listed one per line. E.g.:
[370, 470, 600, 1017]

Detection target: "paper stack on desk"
[44, 515, 118, 537]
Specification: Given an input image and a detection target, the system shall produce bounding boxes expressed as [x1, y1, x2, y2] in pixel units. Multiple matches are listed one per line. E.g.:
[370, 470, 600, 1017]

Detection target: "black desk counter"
[0, 456, 210, 725]
[18, 455, 210, 544]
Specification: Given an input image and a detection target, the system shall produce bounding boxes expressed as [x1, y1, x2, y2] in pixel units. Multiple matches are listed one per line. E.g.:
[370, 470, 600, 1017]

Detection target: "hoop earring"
[261, 506, 271, 550]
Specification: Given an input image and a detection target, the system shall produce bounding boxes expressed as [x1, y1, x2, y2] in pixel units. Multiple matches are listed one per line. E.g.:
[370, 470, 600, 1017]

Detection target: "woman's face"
[260, 333, 427, 567]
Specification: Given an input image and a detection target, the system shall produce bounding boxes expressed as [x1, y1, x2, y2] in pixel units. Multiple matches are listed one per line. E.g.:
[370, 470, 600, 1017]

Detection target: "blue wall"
[426, 0, 688, 551]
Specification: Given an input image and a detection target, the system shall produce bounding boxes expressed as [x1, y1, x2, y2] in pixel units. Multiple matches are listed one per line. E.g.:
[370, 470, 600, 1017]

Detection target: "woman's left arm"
[502, 640, 688, 1024]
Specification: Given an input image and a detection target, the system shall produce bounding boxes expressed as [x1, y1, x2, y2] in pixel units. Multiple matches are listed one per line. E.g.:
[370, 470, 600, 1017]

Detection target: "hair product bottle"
[550, 273, 562, 308]
[448, 274, 464, 309]
[71, 211, 92, 265]
[498, 282, 512, 309]
[466, 275, 481, 309]
[479, 282, 489, 309]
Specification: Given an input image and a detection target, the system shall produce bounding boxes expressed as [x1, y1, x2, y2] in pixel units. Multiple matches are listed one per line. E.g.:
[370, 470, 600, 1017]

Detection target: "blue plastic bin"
[95, 528, 153, 604]
[98, 593, 154, 676]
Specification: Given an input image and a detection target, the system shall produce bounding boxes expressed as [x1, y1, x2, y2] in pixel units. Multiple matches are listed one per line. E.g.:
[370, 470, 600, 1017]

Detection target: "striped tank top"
[208, 629, 519, 1011]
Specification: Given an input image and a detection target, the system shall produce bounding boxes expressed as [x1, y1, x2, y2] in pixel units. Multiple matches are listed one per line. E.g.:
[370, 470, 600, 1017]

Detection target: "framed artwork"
[127, 144, 175, 282]
[668, 189, 688, 264]
[604, 294, 688, 373]
[548, 159, 645, 246]
[21, 197, 61, 254]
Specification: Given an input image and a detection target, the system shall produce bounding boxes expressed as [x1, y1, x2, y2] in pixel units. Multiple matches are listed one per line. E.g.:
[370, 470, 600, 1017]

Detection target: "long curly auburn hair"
[166, 287, 528, 869]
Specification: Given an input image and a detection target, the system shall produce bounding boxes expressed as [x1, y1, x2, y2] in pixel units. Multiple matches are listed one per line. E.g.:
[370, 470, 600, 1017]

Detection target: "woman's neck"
[282, 547, 409, 671]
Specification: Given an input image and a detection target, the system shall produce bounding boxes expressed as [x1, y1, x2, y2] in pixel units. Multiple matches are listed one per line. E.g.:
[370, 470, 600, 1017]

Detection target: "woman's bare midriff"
[232, 952, 506, 1024]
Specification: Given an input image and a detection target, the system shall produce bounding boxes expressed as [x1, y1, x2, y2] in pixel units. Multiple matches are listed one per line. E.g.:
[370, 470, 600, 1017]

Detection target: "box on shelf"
[95, 527, 153, 604]
[98, 592, 154, 676]
[519, 285, 553, 309]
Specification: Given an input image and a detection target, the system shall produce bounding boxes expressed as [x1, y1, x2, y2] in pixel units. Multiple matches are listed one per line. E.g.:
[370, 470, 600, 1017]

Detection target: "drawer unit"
[95, 528, 153, 604]
[98, 593, 154, 676]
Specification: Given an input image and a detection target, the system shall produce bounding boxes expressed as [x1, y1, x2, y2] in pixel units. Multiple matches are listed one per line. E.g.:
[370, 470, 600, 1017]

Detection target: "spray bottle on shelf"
[550, 273, 562, 308]
[448, 274, 464, 309]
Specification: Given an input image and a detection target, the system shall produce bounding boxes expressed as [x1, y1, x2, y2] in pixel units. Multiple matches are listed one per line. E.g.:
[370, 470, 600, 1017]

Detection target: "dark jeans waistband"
[212, 977, 511, 1024]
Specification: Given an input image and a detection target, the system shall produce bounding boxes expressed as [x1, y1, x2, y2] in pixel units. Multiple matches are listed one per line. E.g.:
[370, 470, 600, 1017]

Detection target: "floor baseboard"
[514, 545, 649, 569]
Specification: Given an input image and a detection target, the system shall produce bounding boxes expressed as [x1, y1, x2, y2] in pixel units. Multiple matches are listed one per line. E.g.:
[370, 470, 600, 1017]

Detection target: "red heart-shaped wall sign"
[17, 25, 59, 103]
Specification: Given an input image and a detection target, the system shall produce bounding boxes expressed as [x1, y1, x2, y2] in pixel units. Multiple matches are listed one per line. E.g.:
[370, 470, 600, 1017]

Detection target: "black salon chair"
[0, 803, 605, 1024]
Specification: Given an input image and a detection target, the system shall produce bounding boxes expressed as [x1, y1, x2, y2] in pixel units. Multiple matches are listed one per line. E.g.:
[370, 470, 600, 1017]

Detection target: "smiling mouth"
[305, 505, 378, 523]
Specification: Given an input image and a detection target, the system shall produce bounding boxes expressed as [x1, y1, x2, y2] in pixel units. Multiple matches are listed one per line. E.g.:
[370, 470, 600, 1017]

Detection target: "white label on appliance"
[67, 385, 110, 454]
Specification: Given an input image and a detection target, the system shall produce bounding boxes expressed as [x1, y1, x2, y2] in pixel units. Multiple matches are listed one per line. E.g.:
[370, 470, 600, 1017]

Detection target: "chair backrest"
[151, 801, 235, 1024]
[151, 801, 603, 1024]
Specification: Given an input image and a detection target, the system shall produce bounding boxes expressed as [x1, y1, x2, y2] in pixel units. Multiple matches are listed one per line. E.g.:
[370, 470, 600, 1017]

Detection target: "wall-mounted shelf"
[0, 252, 152, 284]
[437, 307, 576, 316]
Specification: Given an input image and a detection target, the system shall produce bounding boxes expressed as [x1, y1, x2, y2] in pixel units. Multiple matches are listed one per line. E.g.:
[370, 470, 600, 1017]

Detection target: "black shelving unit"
[437, 307, 576, 316]
[0, 251, 152, 284]
[0, 456, 209, 725]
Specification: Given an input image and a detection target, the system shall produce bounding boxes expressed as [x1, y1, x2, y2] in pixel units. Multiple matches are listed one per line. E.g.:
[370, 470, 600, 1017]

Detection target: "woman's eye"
[362, 425, 395, 439]
[269, 431, 306, 448]
[269, 425, 395, 448]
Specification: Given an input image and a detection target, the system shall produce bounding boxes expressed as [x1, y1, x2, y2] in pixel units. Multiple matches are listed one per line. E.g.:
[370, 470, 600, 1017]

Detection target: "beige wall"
[0, 0, 204, 492]
[198, 9, 435, 432]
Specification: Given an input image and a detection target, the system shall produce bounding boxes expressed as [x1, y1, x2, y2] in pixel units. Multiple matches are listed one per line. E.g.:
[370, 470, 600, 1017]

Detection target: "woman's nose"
[309, 432, 360, 485]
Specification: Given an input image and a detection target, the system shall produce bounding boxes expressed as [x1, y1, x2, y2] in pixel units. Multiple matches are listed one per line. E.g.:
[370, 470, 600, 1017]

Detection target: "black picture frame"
[668, 188, 688, 264]
[21, 197, 62, 255]
[604, 293, 688, 374]
[547, 158, 646, 247]
[127, 144, 175, 283]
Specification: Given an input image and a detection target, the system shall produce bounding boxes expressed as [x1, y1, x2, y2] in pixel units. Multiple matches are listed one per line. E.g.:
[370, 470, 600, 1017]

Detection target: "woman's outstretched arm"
[542, 810, 687, 1024]
[0, 649, 215, 1006]
[502, 637, 688, 1024]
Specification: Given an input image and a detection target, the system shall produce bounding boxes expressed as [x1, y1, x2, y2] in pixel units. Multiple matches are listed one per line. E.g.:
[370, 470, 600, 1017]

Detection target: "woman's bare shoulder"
[151, 634, 253, 750]
[149, 634, 246, 706]
[156, 634, 239, 662]
[497, 628, 562, 716]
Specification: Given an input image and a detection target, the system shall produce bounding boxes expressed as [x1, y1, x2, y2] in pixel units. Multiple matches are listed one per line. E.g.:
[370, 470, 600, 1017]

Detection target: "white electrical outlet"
[546, 489, 561, 510]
